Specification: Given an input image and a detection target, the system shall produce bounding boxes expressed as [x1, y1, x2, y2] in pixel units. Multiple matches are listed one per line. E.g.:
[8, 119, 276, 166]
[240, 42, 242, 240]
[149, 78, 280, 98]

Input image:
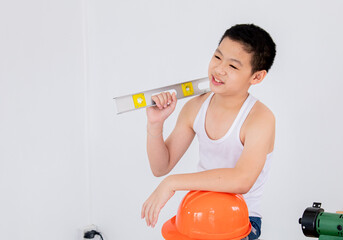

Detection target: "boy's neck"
[211, 92, 250, 110]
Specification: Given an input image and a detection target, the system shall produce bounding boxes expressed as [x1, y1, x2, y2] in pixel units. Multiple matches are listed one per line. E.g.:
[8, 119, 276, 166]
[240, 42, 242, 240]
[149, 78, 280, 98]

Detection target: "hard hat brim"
[162, 216, 252, 240]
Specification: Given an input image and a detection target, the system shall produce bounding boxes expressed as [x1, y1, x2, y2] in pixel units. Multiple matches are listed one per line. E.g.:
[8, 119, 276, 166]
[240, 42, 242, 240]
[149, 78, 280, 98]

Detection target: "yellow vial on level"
[181, 82, 194, 96]
[132, 93, 146, 108]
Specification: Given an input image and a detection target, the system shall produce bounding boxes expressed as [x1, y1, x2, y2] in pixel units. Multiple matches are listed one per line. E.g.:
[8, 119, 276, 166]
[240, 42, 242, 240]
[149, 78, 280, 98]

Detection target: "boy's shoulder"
[187, 92, 211, 106]
[183, 92, 211, 113]
[179, 92, 211, 125]
[250, 100, 275, 121]
[244, 100, 275, 133]
[240, 100, 275, 152]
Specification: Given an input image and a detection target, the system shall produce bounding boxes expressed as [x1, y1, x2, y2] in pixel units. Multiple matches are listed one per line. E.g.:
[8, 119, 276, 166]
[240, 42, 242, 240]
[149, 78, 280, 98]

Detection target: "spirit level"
[114, 77, 210, 114]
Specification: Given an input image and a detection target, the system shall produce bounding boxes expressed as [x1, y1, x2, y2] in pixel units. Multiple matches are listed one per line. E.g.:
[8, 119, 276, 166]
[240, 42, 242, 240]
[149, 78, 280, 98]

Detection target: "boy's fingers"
[157, 94, 165, 109]
[141, 204, 145, 219]
[152, 92, 176, 109]
[161, 92, 168, 107]
[170, 92, 177, 108]
[166, 92, 172, 105]
[144, 203, 152, 226]
[141, 201, 147, 219]
[172, 92, 177, 102]
[152, 207, 161, 227]
[151, 95, 161, 108]
[148, 203, 156, 227]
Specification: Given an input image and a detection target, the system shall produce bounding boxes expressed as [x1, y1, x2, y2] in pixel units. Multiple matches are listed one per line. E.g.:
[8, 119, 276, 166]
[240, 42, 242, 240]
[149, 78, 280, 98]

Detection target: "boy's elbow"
[152, 171, 165, 177]
[237, 185, 251, 194]
[151, 168, 170, 177]
[235, 178, 254, 194]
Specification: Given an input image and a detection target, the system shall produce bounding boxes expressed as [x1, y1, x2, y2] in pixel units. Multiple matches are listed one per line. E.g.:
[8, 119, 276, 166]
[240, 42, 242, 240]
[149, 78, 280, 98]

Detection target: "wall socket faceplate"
[83, 224, 98, 239]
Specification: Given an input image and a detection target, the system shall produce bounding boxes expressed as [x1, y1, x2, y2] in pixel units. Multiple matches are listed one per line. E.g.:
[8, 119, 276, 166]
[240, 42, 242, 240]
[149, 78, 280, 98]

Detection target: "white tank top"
[193, 92, 273, 218]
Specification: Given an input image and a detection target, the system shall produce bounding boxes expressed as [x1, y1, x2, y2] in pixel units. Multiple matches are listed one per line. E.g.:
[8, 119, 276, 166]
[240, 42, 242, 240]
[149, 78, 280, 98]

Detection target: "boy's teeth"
[214, 77, 221, 83]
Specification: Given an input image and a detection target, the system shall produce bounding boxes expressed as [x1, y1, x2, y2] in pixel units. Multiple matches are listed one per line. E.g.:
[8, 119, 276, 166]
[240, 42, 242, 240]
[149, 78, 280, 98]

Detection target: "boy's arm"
[146, 92, 197, 177]
[168, 107, 275, 193]
[142, 106, 275, 227]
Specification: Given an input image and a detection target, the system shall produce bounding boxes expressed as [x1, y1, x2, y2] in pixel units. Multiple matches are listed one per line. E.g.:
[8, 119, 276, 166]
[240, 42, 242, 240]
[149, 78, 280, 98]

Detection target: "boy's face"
[208, 37, 256, 96]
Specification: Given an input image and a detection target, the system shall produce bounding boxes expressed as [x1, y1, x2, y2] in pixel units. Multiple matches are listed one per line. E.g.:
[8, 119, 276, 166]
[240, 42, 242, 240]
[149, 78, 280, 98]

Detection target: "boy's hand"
[146, 92, 177, 124]
[141, 177, 175, 228]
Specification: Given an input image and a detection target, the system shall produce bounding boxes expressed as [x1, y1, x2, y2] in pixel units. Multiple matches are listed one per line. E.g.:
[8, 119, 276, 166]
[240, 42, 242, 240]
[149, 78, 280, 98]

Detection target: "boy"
[141, 24, 276, 239]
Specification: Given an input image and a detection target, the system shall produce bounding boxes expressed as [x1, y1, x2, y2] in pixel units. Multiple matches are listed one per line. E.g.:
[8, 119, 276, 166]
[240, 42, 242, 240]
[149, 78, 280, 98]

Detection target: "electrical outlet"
[83, 224, 98, 239]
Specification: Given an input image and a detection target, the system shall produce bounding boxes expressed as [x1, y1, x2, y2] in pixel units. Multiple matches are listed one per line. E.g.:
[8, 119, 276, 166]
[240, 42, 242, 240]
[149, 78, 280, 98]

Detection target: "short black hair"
[219, 24, 276, 73]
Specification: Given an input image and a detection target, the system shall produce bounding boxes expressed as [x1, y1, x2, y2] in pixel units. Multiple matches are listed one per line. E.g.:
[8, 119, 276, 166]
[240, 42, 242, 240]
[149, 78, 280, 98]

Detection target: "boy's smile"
[211, 75, 224, 85]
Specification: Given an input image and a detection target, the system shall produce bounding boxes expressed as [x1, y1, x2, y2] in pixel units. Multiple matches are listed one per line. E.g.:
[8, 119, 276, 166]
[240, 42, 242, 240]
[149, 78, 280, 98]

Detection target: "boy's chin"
[210, 86, 237, 96]
[209, 84, 225, 93]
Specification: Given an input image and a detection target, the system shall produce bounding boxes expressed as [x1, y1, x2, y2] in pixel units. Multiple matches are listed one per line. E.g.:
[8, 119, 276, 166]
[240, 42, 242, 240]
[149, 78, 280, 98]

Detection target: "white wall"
[1, 0, 343, 240]
[87, 0, 343, 240]
[0, 0, 89, 239]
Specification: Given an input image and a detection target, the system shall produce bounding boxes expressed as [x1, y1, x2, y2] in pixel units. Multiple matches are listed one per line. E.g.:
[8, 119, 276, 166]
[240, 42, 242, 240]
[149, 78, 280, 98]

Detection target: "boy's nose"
[214, 64, 226, 76]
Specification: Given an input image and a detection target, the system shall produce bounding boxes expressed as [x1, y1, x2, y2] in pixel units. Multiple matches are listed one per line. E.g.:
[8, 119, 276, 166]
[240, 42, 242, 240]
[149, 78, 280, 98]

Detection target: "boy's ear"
[250, 70, 267, 85]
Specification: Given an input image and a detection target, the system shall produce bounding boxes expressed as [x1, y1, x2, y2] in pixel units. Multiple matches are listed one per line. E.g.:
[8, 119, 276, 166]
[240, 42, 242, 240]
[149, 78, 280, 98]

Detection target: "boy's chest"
[205, 108, 246, 141]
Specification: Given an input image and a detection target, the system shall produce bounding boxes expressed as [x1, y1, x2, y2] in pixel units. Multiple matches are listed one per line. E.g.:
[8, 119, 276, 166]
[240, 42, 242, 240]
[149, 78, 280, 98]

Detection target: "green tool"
[299, 202, 343, 240]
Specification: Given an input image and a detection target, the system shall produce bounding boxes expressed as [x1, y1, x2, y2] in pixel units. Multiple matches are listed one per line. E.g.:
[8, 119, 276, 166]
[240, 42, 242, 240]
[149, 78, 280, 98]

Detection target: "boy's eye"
[230, 64, 238, 70]
[214, 55, 221, 60]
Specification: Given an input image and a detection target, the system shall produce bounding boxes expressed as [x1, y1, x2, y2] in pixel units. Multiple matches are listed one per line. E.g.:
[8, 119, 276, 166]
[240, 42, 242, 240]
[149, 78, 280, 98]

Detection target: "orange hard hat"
[162, 191, 251, 240]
